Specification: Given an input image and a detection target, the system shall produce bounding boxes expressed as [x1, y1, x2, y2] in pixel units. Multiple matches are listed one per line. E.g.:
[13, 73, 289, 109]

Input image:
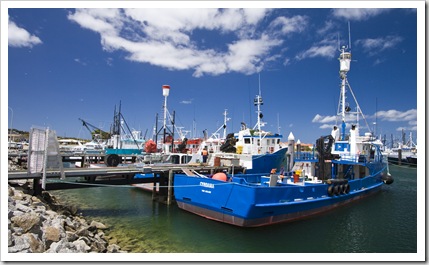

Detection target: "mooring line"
[45, 179, 234, 189]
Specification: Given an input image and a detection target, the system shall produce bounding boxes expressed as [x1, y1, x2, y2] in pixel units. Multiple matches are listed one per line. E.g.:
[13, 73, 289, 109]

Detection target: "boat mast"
[339, 47, 351, 140]
[209, 110, 230, 140]
[338, 23, 352, 141]
[162, 85, 170, 147]
[253, 74, 265, 150]
[222, 109, 229, 139]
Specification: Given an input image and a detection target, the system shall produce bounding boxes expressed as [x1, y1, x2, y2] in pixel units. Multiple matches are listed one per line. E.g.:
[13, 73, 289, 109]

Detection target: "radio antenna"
[337, 33, 341, 52]
[348, 21, 351, 50]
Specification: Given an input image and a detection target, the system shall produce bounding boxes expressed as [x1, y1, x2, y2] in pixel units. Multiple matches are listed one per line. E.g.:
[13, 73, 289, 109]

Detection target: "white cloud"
[180, 99, 193, 104]
[68, 8, 290, 77]
[74, 58, 87, 66]
[105, 57, 114, 66]
[269, 15, 308, 35]
[283, 58, 291, 66]
[396, 125, 417, 132]
[372, 58, 384, 65]
[312, 113, 368, 130]
[317, 20, 336, 36]
[295, 40, 337, 61]
[225, 35, 282, 74]
[314, 109, 418, 133]
[67, 9, 119, 34]
[408, 120, 417, 126]
[356, 35, 403, 56]
[332, 8, 390, 21]
[374, 109, 417, 122]
[312, 114, 337, 124]
[319, 123, 335, 129]
[8, 17, 42, 48]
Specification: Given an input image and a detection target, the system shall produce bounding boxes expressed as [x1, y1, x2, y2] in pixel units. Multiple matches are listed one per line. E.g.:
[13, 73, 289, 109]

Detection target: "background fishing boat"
[190, 89, 287, 174]
[385, 131, 417, 166]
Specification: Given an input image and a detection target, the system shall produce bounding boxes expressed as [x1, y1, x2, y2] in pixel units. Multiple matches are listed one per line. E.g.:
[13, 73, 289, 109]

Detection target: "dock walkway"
[8, 164, 244, 204]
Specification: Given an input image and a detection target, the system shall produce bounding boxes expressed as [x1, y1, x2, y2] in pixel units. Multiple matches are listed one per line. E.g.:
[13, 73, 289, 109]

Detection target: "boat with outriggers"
[173, 44, 394, 227]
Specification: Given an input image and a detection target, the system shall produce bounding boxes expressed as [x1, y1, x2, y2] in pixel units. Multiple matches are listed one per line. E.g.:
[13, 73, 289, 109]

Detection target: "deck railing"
[294, 151, 317, 161]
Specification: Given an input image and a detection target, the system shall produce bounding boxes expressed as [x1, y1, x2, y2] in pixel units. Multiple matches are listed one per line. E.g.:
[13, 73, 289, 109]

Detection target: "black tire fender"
[327, 185, 334, 196]
[105, 154, 120, 167]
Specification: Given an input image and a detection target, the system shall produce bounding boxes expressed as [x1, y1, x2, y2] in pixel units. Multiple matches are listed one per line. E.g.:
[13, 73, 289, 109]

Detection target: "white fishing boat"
[58, 138, 83, 154]
[190, 90, 286, 174]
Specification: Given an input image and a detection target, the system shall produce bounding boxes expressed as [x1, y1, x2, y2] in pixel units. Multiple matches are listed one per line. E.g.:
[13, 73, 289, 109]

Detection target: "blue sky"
[3, 2, 424, 144]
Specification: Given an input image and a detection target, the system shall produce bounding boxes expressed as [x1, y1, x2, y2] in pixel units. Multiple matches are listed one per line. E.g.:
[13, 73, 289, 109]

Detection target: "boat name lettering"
[200, 182, 215, 189]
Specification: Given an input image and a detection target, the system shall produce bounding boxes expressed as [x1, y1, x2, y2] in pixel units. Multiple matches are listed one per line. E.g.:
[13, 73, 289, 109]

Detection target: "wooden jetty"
[8, 151, 137, 168]
[8, 128, 244, 204]
[8, 164, 244, 205]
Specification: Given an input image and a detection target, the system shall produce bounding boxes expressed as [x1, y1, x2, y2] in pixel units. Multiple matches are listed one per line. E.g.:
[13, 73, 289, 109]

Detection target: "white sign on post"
[27, 127, 64, 189]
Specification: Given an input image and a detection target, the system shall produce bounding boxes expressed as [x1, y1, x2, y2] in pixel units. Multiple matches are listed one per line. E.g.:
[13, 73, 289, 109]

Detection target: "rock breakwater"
[8, 182, 126, 253]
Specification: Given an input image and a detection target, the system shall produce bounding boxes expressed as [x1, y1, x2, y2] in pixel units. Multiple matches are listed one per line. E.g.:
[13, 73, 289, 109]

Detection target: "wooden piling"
[167, 169, 173, 205]
[152, 172, 158, 201]
[33, 178, 42, 196]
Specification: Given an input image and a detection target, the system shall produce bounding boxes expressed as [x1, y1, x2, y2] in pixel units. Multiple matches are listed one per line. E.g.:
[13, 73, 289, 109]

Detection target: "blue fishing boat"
[173, 44, 394, 227]
[103, 102, 145, 166]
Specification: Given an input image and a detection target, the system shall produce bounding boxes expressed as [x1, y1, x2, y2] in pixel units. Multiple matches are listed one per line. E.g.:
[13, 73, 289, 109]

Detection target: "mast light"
[162, 85, 170, 97]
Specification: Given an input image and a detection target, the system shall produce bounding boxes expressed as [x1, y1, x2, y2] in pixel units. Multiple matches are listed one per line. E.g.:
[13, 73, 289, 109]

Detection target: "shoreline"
[8, 180, 127, 253]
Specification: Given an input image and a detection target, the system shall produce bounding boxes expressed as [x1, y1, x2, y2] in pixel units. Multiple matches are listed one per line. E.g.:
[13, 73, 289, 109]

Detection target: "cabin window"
[277, 139, 280, 144]
[181, 155, 192, 164]
[272, 139, 275, 144]
[266, 139, 270, 145]
[244, 138, 251, 144]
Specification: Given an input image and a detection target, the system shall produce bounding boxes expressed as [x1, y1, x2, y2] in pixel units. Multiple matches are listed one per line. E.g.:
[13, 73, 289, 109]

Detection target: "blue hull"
[246, 148, 287, 174]
[105, 148, 142, 155]
[174, 172, 386, 227]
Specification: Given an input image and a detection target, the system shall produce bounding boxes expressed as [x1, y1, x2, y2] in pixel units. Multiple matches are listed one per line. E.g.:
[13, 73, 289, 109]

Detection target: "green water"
[50, 164, 418, 254]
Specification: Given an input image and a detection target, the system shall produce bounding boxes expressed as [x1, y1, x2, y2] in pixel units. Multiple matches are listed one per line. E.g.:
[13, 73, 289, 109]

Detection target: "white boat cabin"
[330, 125, 384, 163]
[235, 127, 282, 155]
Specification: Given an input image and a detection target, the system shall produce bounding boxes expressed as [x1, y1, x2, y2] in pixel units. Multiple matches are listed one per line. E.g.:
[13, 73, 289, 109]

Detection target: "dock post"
[152, 172, 158, 201]
[287, 132, 295, 171]
[398, 149, 402, 165]
[33, 178, 42, 196]
[167, 169, 173, 205]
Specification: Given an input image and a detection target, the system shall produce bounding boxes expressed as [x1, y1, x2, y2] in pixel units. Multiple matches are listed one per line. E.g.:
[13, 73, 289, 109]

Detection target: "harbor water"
[50, 164, 418, 256]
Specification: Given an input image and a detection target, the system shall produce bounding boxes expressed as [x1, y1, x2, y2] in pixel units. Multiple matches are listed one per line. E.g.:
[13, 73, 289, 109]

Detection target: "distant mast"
[222, 109, 229, 139]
